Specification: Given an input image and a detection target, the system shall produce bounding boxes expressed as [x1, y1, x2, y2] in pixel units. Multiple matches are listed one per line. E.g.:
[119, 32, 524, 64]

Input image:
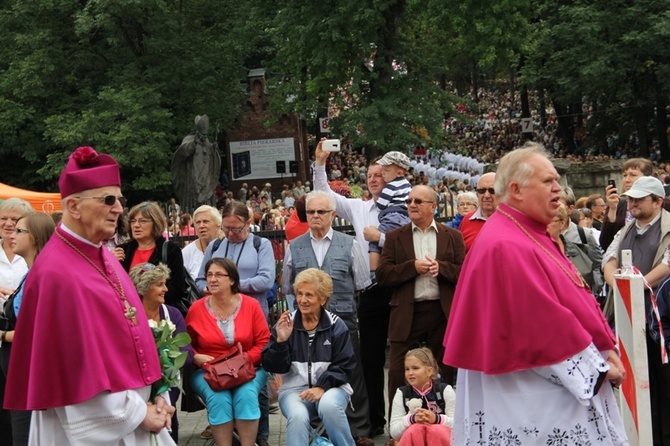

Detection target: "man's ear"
[508, 181, 522, 200]
[64, 197, 81, 219]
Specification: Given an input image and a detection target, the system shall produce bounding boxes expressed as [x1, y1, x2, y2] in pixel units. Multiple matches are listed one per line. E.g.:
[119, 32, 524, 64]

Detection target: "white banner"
[229, 138, 295, 180]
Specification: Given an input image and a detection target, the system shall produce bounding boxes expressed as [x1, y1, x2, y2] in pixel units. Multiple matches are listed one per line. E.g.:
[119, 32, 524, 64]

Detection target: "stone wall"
[553, 159, 625, 199]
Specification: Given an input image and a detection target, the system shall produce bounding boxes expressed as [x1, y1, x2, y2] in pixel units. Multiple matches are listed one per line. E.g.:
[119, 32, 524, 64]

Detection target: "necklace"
[57, 232, 138, 324]
[208, 295, 240, 322]
[497, 208, 587, 289]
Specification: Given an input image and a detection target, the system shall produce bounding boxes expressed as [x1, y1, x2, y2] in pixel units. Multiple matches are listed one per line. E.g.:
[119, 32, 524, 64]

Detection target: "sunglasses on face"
[306, 209, 333, 215]
[476, 188, 495, 195]
[77, 195, 126, 206]
[405, 198, 434, 205]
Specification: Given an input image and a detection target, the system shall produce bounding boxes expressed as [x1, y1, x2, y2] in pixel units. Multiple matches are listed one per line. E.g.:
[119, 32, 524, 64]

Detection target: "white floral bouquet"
[148, 319, 191, 403]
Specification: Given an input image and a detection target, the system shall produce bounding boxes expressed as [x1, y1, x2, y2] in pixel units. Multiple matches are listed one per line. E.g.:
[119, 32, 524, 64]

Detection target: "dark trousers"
[9, 409, 30, 446]
[339, 311, 371, 438]
[387, 300, 453, 420]
[358, 285, 391, 430]
[647, 332, 670, 445]
[257, 384, 270, 441]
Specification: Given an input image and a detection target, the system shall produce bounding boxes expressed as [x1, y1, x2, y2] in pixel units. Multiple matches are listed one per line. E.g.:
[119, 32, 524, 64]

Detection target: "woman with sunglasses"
[1, 213, 55, 445]
[115, 202, 186, 312]
[129, 262, 193, 444]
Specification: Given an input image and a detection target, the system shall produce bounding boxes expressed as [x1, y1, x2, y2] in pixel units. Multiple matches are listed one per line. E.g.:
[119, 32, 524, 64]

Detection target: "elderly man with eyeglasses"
[5, 146, 176, 445]
[281, 190, 373, 446]
[377, 185, 465, 418]
[459, 172, 498, 252]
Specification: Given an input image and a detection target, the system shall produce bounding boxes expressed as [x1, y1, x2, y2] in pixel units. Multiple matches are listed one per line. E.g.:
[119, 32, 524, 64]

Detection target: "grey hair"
[560, 186, 576, 207]
[0, 198, 35, 216]
[305, 190, 336, 211]
[457, 191, 479, 207]
[193, 205, 222, 226]
[495, 142, 551, 202]
[129, 262, 171, 298]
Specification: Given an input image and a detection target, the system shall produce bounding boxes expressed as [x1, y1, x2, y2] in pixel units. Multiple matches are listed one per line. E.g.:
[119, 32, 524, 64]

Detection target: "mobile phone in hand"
[607, 179, 616, 188]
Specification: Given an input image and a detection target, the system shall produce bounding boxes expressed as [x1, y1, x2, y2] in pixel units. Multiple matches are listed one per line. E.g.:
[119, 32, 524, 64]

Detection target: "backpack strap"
[253, 234, 261, 252]
[577, 225, 588, 245]
[433, 380, 446, 413]
[212, 237, 224, 253]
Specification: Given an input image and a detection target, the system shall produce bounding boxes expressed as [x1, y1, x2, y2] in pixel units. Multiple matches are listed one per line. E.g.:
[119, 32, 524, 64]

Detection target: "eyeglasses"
[306, 209, 333, 215]
[129, 218, 152, 225]
[77, 195, 126, 206]
[458, 202, 477, 207]
[206, 272, 229, 279]
[14, 228, 29, 234]
[221, 224, 247, 234]
[405, 198, 434, 205]
[476, 188, 495, 195]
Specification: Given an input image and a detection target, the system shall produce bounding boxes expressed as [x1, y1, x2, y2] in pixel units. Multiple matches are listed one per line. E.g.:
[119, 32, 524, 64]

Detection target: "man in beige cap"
[602, 175, 670, 444]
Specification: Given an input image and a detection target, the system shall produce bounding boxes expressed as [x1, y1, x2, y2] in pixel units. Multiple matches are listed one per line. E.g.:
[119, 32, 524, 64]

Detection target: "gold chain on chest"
[497, 208, 588, 289]
[57, 232, 138, 324]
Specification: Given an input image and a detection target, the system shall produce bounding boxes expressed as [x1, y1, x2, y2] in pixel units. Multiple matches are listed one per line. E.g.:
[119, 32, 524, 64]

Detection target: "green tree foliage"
[257, 0, 531, 154]
[0, 0, 251, 195]
[522, 0, 670, 158]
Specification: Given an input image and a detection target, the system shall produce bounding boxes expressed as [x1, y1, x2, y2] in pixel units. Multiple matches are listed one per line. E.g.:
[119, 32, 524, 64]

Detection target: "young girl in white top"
[389, 348, 455, 445]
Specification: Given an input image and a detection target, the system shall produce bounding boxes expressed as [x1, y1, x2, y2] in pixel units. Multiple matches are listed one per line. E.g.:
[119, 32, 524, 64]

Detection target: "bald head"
[476, 172, 498, 218]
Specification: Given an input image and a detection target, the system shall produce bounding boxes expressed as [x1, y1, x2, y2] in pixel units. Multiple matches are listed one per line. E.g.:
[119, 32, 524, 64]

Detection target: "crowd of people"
[2, 132, 670, 446]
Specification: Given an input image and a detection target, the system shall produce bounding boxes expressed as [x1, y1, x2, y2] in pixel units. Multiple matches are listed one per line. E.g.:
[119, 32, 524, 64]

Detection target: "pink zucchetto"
[58, 146, 121, 198]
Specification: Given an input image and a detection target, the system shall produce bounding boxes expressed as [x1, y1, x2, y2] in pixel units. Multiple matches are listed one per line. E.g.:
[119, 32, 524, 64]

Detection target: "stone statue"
[171, 115, 221, 213]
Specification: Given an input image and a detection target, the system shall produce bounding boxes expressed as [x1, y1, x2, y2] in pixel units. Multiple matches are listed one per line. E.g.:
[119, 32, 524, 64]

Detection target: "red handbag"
[202, 343, 256, 391]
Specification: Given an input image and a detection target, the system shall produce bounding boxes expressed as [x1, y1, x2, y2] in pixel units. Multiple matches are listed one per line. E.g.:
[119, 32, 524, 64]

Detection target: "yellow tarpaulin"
[0, 182, 62, 213]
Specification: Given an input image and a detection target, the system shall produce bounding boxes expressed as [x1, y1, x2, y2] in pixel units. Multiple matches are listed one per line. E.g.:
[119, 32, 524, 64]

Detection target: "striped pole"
[613, 272, 652, 446]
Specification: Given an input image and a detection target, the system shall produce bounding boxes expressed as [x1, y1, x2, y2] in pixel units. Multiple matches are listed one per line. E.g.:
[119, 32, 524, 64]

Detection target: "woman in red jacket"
[186, 257, 270, 446]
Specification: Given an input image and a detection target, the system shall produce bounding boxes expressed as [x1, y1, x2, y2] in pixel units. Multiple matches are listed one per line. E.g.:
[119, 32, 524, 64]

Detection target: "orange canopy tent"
[0, 182, 62, 213]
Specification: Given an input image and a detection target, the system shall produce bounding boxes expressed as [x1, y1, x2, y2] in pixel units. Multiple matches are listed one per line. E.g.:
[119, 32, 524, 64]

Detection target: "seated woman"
[0, 213, 55, 445]
[262, 268, 357, 446]
[129, 262, 193, 444]
[187, 257, 270, 446]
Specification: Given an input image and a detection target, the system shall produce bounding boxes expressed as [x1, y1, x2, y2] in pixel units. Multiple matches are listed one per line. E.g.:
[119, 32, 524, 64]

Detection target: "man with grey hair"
[281, 190, 374, 446]
[443, 142, 626, 445]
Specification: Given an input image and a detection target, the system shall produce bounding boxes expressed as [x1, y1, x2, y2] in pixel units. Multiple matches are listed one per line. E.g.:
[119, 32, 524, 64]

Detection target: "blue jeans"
[279, 387, 355, 446]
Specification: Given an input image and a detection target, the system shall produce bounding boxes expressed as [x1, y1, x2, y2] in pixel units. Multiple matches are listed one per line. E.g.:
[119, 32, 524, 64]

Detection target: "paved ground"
[177, 403, 391, 446]
[177, 367, 391, 446]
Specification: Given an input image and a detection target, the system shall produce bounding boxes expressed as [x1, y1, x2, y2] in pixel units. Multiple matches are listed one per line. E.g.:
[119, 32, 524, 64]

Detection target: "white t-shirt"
[181, 241, 204, 280]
